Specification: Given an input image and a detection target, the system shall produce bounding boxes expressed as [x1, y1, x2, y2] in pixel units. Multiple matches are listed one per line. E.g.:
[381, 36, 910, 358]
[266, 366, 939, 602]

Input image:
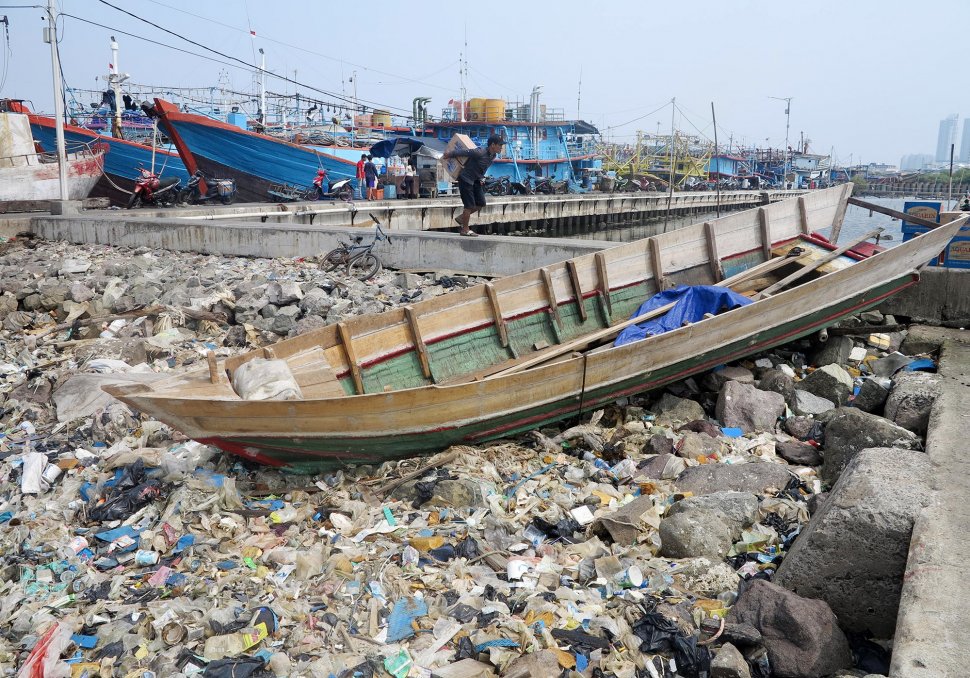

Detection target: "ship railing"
[0, 139, 106, 168]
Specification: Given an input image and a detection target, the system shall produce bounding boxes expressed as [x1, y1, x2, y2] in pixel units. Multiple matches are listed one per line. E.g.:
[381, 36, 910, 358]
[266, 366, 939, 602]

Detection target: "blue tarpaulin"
[614, 285, 753, 346]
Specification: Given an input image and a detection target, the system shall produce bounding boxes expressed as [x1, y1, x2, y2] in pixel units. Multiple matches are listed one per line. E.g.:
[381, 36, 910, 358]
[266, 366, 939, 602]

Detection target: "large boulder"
[899, 324, 948, 356]
[796, 364, 853, 406]
[775, 439, 822, 466]
[676, 431, 724, 460]
[821, 408, 920, 484]
[675, 463, 793, 496]
[811, 335, 855, 368]
[884, 371, 941, 435]
[715, 381, 785, 433]
[705, 365, 756, 391]
[666, 491, 760, 535]
[659, 511, 734, 559]
[756, 368, 795, 404]
[711, 643, 751, 678]
[792, 390, 835, 417]
[654, 392, 707, 426]
[727, 579, 853, 678]
[775, 448, 932, 637]
[852, 377, 890, 413]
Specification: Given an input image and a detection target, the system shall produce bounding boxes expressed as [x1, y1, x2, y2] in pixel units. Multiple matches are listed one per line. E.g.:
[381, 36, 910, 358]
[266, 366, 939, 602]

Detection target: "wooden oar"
[847, 197, 940, 229]
[752, 227, 883, 300]
[480, 253, 806, 381]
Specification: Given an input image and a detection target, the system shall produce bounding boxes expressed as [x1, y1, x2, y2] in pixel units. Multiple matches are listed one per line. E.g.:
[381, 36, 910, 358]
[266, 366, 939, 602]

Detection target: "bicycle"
[319, 214, 391, 281]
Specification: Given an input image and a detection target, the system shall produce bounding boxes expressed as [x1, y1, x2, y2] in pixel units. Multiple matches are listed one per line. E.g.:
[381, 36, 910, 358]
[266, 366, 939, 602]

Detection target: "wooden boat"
[104, 185, 968, 472]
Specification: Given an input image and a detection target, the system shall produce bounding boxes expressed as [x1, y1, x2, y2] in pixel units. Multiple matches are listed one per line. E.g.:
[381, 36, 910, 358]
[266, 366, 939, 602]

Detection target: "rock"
[234, 295, 268, 324]
[783, 416, 820, 441]
[68, 282, 95, 303]
[720, 622, 762, 648]
[884, 371, 941, 434]
[899, 324, 948, 356]
[811, 335, 855, 368]
[299, 287, 334, 316]
[676, 431, 724, 460]
[757, 369, 795, 404]
[266, 281, 303, 305]
[775, 448, 933, 637]
[677, 419, 723, 438]
[429, 479, 483, 508]
[775, 440, 822, 466]
[666, 491, 760, 535]
[292, 315, 328, 337]
[654, 393, 707, 425]
[711, 643, 751, 678]
[821, 408, 920, 484]
[58, 257, 92, 275]
[791, 390, 835, 417]
[395, 272, 423, 290]
[643, 434, 673, 456]
[852, 377, 890, 413]
[659, 511, 733, 558]
[637, 453, 684, 480]
[675, 463, 793, 496]
[715, 381, 785, 433]
[727, 579, 852, 678]
[270, 305, 301, 335]
[706, 365, 756, 391]
[859, 310, 884, 324]
[796, 364, 853, 406]
[806, 491, 828, 515]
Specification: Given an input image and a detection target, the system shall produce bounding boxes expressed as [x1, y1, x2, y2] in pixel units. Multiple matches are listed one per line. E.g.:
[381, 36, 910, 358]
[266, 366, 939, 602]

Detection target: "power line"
[93, 0, 411, 115]
[602, 100, 674, 132]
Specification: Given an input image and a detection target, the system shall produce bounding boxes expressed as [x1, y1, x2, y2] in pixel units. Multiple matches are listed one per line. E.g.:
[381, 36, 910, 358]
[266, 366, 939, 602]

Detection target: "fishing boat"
[0, 111, 105, 203]
[0, 101, 190, 206]
[104, 186, 968, 472]
[152, 98, 362, 203]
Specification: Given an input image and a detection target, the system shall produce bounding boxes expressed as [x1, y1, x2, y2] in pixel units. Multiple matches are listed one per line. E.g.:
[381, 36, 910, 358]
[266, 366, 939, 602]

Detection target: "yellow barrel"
[468, 98, 486, 121]
[484, 98, 506, 122]
[372, 109, 391, 127]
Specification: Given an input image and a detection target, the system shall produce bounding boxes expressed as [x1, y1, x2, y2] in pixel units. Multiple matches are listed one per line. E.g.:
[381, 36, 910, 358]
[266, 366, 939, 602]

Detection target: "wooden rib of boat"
[104, 185, 968, 472]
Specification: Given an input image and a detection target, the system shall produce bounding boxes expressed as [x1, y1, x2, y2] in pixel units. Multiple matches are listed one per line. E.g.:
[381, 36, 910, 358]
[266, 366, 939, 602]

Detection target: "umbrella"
[369, 136, 448, 159]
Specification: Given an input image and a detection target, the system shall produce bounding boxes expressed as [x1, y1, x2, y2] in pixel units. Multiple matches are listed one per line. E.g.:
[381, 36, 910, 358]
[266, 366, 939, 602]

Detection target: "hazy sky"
[0, 0, 964, 165]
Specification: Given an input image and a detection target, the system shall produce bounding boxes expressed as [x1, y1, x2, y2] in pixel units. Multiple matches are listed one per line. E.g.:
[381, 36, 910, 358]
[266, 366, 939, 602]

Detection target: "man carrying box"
[443, 134, 505, 237]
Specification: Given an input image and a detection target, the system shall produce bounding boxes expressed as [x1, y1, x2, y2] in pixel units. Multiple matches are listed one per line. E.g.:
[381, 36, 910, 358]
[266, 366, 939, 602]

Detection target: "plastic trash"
[230, 358, 303, 401]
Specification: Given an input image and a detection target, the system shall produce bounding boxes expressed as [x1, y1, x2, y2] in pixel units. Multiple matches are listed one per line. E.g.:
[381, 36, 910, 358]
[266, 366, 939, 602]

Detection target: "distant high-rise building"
[900, 153, 935, 171]
[961, 118, 970, 163]
[936, 114, 959, 162]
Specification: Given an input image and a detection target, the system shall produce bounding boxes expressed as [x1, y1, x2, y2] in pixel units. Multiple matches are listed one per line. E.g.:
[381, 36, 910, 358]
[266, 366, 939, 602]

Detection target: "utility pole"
[108, 37, 126, 139]
[45, 0, 68, 200]
[258, 48, 266, 127]
[769, 96, 791, 187]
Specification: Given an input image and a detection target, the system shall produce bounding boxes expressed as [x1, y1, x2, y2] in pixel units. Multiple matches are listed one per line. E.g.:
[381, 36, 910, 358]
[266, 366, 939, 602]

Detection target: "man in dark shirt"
[443, 133, 505, 236]
[363, 155, 378, 200]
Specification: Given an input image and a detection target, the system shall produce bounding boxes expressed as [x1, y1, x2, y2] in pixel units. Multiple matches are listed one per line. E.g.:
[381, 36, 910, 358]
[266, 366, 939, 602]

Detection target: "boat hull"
[154, 99, 359, 203]
[0, 150, 104, 201]
[28, 116, 188, 205]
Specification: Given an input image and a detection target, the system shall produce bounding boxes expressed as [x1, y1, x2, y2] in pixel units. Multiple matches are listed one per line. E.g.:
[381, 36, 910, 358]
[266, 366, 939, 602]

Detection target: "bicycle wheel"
[321, 248, 347, 272]
[347, 253, 382, 281]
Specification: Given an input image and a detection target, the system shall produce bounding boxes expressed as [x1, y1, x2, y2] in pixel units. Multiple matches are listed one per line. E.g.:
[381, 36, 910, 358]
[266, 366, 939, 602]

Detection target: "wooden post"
[648, 237, 666, 291]
[594, 252, 612, 315]
[336, 322, 364, 394]
[206, 350, 220, 384]
[404, 307, 433, 380]
[484, 283, 509, 347]
[539, 267, 562, 329]
[565, 260, 587, 321]
[703, 221, 722, 282]
[797, 196, 810, 234]
[758, 207, 772, 259]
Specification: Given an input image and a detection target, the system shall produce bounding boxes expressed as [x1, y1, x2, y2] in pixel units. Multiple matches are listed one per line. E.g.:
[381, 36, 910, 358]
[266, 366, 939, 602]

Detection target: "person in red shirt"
[356, 154, 367, 199]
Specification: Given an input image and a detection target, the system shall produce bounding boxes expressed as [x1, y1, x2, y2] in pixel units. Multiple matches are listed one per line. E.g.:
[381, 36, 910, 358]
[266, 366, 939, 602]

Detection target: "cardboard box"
[440, 133, 476, 182]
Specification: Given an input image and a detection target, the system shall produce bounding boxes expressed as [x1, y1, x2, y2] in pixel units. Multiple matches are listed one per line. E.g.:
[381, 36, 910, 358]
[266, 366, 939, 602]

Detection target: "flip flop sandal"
[460, 230, 479, 237]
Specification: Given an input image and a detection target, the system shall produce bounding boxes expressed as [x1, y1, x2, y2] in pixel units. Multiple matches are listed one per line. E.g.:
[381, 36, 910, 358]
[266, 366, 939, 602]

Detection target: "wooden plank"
[797, 196, 810, 234]
[846, 196, 941, 230]
[648, 237, 666, 290]
[404, 306, 433, 380]
[703, 221, 722, 282]
[594, 252, 613, 315]
[753, 227, 884, 300]
[758, 207, 772, 259]
[206, 350, 220, 384]
[539, 267, 562, 329]
[828, 184, 853, 243]
[484, 283, 509, 347]
[565, 260, 587, 321]
[336, 322, 364, 394]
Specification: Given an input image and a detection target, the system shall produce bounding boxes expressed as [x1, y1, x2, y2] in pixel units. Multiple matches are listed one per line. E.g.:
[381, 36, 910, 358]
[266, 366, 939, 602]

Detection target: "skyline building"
[962, 118, 970, 163]
[936, 114, 959, 162]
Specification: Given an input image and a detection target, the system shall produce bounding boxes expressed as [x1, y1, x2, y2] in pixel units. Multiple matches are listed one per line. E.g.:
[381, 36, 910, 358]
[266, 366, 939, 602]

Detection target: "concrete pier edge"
[890, 329, 970, 677]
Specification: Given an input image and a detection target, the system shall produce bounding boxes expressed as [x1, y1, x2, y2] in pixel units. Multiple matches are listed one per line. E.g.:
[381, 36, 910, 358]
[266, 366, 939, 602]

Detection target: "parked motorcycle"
[510, 176, 533, 195]
[178, 170, 237, 205]
[126, 167, 182, 208]
[483, 176, 511, 196]
[313, 169, 354, 201]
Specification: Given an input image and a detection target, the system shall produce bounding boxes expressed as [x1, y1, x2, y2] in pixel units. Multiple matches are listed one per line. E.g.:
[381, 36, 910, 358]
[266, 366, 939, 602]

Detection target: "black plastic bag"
[202, 656, 266, 678]
[88, 460, 164, 522]
[454, 536, 480, 559]
[454, 635, 476, 661]
[631, 610, 711, 678]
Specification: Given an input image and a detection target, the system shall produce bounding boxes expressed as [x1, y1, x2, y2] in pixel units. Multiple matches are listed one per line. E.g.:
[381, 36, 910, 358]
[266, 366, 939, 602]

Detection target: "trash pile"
[0, 237, 943, 677]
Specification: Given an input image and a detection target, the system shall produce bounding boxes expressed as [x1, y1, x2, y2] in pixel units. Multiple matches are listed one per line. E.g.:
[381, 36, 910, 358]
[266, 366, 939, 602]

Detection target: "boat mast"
[109, 36, 124, 139]
[45, 0, 67, 200]
[258, 48, 266, 128]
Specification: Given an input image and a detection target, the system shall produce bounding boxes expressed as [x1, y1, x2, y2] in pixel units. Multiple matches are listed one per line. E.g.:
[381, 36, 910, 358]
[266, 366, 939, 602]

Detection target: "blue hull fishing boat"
[23, 106, 189, 206]
[154, 99, 360, 203]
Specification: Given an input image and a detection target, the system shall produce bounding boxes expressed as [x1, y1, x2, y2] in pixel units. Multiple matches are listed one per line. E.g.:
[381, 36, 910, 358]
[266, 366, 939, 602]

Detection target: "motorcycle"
[178, 170, 237, 205]
[510, 176, 532, 195]
[313, 169, 354, 201]
[483, 176, 511, 196]
[533, 175, 558, 195]
[126, 167, 182, 208]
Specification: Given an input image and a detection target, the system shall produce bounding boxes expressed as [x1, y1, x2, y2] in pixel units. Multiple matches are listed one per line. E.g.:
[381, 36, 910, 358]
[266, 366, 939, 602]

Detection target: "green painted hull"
[199, 275, 913, 473]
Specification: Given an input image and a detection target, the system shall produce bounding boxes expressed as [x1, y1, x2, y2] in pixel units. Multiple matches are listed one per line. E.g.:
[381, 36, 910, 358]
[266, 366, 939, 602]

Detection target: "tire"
[177, 188, 193, 204]
[321, 248, 347, 272]
[126, 191, 142, 209]
[338, 186, 353, 201]
[347, 253, 381, 281]
[220, 192, 235, 205]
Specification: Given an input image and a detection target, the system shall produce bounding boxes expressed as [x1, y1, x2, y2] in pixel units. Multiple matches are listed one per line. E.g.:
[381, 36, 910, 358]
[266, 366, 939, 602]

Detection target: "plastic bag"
[231, 358, 303, 401]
